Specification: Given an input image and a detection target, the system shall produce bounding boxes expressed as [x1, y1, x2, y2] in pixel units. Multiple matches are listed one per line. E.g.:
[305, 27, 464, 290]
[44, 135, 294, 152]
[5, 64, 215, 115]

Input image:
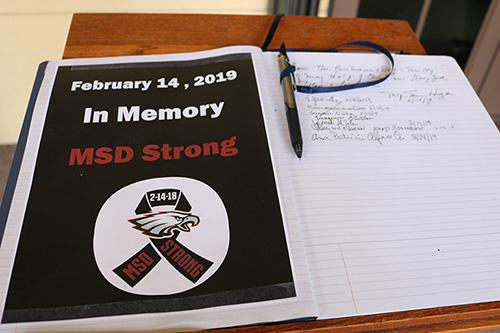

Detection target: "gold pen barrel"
[278, 55, 297, 109]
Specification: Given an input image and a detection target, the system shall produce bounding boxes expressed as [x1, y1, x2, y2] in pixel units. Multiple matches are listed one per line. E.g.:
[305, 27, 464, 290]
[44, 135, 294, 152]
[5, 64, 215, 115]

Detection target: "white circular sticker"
[93, 177, 229, 295]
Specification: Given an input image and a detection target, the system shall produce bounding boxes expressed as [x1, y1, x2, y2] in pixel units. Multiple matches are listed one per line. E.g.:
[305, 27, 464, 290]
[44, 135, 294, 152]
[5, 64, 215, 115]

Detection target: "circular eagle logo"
[93, 177, 229, 295]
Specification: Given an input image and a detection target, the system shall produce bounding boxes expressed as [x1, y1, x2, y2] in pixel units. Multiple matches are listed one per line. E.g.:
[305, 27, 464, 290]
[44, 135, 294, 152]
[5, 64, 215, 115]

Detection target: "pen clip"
[290, 68, 297, 91]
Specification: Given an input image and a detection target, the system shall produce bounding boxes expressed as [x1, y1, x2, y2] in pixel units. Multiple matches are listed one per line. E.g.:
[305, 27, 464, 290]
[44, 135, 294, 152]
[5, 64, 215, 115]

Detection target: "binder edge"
[0, 61, 49, 240]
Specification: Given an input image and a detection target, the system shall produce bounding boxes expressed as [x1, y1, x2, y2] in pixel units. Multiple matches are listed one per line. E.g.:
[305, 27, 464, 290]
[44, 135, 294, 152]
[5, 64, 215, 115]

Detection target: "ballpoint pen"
[278, 43, 303, 159]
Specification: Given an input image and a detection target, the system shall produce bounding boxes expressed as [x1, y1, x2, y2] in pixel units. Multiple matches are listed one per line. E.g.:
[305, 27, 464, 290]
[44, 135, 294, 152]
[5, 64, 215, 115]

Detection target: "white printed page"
[0, 46, 317, 332]
[273, 51, 500, 319]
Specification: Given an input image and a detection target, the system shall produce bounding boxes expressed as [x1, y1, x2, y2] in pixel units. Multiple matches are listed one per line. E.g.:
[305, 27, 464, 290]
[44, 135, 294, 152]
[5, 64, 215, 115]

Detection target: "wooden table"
[63, 14, 426, 58]
[60, 13, 500, 332]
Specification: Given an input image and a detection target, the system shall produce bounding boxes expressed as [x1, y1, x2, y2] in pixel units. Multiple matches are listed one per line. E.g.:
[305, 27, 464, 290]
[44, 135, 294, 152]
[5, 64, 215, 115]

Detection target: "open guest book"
[1, 45, 500, 332]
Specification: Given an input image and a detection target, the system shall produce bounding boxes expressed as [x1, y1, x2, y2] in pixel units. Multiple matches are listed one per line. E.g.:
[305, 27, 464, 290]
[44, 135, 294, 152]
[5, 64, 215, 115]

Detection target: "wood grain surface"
[0, 145, 16, 205]
[63, 14, 426, 59]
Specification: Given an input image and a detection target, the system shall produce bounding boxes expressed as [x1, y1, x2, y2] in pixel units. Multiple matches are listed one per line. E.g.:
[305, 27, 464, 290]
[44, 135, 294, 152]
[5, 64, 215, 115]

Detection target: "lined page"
[280, 52, 500, 318]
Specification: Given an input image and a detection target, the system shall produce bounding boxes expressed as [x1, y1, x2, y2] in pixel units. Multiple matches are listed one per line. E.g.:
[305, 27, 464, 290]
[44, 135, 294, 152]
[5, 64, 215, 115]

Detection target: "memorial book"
[1, 45, 500, 332]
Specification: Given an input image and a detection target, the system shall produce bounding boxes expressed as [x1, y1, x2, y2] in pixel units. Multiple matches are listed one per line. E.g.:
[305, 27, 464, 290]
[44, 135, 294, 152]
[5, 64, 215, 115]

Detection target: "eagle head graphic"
[129, 211, 200, 237]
